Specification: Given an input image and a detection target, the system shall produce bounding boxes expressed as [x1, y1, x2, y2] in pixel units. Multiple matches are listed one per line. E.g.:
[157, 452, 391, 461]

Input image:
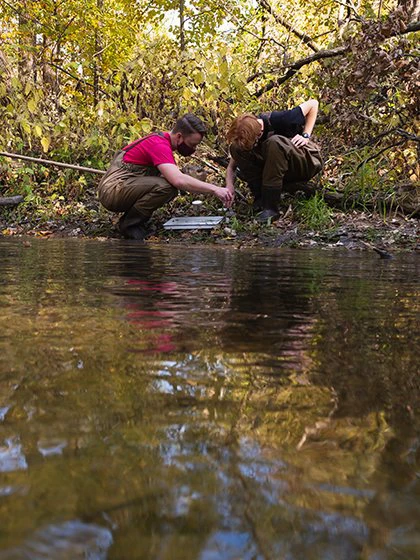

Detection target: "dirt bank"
[1, 202, 418, 257]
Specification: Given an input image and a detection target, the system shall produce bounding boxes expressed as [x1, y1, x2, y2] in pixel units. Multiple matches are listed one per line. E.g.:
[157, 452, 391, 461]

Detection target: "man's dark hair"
[172, 113, 206, 137]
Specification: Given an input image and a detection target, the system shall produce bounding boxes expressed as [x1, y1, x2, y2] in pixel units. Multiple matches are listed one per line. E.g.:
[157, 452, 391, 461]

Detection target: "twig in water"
[360, 240, 393, 259]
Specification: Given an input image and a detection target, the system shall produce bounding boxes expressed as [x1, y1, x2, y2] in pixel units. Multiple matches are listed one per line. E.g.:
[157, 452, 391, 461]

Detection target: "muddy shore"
[1, 204, 418, 257]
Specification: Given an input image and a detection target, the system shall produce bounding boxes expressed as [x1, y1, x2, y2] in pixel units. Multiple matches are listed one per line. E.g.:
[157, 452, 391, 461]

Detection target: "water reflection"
[0, 520, 113, 559]
[0, 438, 27, 473]
[0, 238, 418, 559]
[37, 439, 67, 457]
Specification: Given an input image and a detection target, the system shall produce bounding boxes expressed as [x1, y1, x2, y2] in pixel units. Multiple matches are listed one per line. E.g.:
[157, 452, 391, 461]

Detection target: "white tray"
[163, 216, 224, 230]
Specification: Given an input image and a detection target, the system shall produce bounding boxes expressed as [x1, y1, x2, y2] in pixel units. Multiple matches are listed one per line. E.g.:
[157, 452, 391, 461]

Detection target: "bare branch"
[254, 46, 348, 96]
[0, 0, 56, 34]
[0, 151, 105, 174]
[257, 0, 319, 52]
[48, 62, 114, 100]
[253, 20, 419, 96]
[356, 139, 406, 169]
[405, 19, 420, 32]
[50, 15, 77, 58]
[223, 6, 286, 49]
[333, 0, 362, 18]
[395, 128, 420, 142]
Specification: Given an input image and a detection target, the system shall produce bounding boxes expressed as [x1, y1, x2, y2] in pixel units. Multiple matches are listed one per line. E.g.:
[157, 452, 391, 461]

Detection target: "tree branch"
[257, 0, 319, 52]
[254, 46, 348, 96]
[396, 128, 420, 142]
[406, 20, 420, 32]
[356, 139, 406, 170]
[0, 151, 105, 174]
[48, 62, 114, 100]
[253, 20, 419, 97]
[0, 0, 56, 34]
[223, 5, 286, 50]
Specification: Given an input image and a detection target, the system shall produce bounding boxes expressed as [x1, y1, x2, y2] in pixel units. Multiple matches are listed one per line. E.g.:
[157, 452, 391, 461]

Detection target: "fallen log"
[325, 191, 419, 217]
[283, 183, 420, 217]
[0, 195, 24, 207]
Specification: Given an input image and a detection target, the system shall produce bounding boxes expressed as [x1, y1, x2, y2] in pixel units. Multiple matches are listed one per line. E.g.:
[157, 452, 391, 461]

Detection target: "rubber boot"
[118, 207, 149, 241]
[247, 181, 263, 212]
[256, 187, 282, 223]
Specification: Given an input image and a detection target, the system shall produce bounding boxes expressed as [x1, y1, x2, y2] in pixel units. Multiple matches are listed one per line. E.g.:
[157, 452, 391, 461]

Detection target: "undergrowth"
[296, 192, 334, 230]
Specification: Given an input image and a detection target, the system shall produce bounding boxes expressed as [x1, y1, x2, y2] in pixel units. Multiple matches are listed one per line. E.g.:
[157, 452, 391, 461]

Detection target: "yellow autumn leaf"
[34, 125, 42, 137]
[20, 120, 31, 134]
[27, 98, 37, 113]
[11, 77, 20, 89]
[140, 119, 153, 133]
[41, 136, 50, 152]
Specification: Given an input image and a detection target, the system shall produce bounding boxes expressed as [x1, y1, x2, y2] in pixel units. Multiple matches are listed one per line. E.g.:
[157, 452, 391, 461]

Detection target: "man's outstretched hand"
[215, 186, 234, 208]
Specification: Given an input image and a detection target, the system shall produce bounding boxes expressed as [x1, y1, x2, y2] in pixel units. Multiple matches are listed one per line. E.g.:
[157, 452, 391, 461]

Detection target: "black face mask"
[177, 142, 196, 157]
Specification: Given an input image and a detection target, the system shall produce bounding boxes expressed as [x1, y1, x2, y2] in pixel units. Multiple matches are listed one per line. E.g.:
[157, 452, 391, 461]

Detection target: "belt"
[120, 160, 145, 172]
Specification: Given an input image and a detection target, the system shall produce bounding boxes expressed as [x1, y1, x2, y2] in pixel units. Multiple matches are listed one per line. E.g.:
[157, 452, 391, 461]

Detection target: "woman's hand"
[291, 134, 310, 148]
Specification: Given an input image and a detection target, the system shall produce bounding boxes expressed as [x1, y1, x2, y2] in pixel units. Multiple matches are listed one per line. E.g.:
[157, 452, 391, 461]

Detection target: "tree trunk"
[180, 0, 185, 52]
[93, 0, 103, 105]
[18, 11, 34, 79]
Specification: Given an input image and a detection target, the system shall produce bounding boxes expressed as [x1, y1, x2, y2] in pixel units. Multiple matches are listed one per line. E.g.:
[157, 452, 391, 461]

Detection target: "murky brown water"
[0, 238, 419, 559]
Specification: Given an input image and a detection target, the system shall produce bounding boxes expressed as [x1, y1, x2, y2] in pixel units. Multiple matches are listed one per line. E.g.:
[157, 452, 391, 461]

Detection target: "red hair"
[227, 114, 261, 151]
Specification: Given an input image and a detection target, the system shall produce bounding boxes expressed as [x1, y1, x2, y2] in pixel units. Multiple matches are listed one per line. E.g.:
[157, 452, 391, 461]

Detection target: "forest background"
[0, 0, 418, 244]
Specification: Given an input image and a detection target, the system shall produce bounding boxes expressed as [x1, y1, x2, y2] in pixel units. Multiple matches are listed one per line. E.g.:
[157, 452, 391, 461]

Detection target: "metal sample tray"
[163, 216, 224, 230]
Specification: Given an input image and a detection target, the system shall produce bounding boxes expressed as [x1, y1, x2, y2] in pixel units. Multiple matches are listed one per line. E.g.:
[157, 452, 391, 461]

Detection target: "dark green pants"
[97, 151, 178, 219]
[230, 135, 323, 193]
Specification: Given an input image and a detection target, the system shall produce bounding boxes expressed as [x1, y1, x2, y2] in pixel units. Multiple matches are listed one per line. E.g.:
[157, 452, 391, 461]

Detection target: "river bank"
[1, 200, 418, 255]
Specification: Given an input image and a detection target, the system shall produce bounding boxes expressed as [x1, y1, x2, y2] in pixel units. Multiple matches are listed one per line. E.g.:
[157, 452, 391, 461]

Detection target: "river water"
[0, 238, 419, 559]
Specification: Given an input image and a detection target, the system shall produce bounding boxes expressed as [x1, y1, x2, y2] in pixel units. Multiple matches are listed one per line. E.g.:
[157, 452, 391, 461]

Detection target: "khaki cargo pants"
[97, 151, 178, 219]
[230, 135, 323, 193]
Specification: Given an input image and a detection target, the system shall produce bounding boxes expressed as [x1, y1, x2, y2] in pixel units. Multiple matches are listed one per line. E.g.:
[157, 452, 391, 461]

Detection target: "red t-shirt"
[122, 132, 176, 166]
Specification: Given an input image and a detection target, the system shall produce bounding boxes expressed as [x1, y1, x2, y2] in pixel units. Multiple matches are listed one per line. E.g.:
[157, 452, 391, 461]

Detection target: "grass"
[296, 192, 334, 231]
[340, 148, 402, 218]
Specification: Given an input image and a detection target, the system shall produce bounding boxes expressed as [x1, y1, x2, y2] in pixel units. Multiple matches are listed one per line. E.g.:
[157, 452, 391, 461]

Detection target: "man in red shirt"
[98, 114, 233, 240]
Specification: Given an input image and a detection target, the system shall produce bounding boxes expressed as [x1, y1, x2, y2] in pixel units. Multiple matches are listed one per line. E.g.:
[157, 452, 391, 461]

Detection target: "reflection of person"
[98, 114, 233, 240]
[226, 100, 323, 223]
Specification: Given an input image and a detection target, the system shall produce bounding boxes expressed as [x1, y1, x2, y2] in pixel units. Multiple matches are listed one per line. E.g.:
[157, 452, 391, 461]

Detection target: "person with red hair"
[226, 100, 323, 223]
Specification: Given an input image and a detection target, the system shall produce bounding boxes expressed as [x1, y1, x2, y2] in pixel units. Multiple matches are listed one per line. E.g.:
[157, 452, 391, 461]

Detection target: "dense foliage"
[0, 0, 418, 221]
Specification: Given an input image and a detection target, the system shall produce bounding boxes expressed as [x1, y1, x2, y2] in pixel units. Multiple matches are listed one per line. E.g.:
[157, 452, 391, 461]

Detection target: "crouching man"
[226, 99, 323, 223]
[98, 113, 233, 240]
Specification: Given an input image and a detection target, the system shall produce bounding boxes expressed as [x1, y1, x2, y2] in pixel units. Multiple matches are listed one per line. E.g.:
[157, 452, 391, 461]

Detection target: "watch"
[302, 132, 310, 138]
